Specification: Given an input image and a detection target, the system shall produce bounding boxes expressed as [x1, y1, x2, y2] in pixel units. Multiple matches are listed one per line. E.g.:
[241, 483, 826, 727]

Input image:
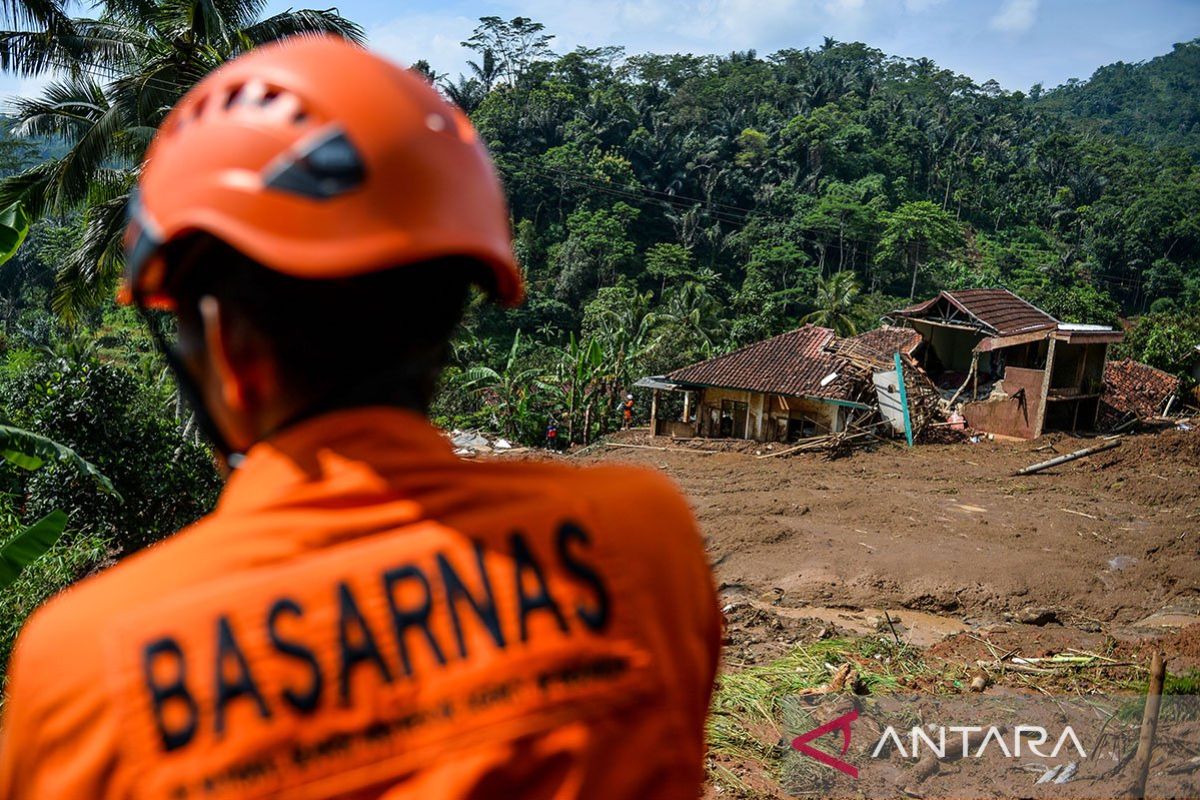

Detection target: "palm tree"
[651, 278, 728, 355]
[0, 0, 363, 320]
[802, 270, 860, 336]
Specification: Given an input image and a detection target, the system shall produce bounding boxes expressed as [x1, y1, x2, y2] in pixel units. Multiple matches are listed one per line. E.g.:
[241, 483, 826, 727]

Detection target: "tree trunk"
[909, 247, 921, 301]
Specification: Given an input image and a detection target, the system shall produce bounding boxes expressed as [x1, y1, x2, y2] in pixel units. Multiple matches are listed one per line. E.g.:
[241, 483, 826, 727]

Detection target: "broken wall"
[961, 365, 1045, 439]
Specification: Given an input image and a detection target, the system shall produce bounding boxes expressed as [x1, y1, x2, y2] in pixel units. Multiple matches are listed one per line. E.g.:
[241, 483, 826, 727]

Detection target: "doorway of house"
[720, 399, 748, 438]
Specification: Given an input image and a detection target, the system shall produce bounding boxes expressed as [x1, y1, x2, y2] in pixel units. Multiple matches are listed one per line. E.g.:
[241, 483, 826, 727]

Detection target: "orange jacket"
[0, 408, 720, 799]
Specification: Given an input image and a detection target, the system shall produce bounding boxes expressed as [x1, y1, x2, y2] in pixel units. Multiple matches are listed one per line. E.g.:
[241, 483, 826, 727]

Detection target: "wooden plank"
[1033, 337, 1056, 438]
[895, 352, 913, 447]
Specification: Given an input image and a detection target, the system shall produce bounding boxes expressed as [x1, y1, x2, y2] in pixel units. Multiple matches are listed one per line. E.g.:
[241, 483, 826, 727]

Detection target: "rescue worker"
[546, 414, 560, 451]
[621, 394, 635, 429]
[0, 37, 720, 800]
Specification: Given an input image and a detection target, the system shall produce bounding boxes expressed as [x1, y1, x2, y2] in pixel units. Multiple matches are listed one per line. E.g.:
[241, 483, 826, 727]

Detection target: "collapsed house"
[887, 289, 1123, 439]
[636, 324, 920, 442]
[641, 287, 1126, 445]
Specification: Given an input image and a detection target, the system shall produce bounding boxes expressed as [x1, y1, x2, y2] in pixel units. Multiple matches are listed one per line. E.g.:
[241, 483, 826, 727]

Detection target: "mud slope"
[583, 430, 1200, 627]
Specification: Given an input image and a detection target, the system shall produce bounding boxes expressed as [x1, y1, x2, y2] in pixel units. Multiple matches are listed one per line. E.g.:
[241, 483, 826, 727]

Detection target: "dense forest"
[0, 6, 1198, 670]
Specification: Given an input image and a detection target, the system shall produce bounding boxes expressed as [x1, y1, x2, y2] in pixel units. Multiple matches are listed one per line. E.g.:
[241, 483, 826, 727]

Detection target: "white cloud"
[904, 0, 946, 11]
[368, 12, 478, 77]
[989, 0, 1039, 33]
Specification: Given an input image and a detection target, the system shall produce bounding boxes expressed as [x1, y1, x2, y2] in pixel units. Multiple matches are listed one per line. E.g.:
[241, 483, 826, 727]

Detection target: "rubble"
[1099, 358, 1183, 428]
[448, 429, 527, 458]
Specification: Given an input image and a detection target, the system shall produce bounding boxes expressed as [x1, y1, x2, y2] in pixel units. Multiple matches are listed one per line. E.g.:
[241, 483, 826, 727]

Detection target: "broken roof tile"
[893, 288, 1059, 337]
[665, 325, 859, 400]
[1101, 358, 1180, 419]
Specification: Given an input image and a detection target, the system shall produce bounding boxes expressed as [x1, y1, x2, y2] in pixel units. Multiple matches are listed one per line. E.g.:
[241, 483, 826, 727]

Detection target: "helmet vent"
[263, 128, 365, 199]
[224, 83, 245, 109]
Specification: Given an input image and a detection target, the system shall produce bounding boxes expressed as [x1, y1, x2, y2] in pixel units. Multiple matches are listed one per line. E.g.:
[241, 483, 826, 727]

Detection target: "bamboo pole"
[1012, 439, 1121, 476]
[1130, 650, 1166, 798]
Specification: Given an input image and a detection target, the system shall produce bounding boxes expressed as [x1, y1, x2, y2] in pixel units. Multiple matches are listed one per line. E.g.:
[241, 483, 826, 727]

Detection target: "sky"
[1, 0, 1199, 101]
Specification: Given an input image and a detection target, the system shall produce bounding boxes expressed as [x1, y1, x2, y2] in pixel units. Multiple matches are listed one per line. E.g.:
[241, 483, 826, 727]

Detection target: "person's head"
[162, 234, 477, 453]
[122, 36, 522, 458]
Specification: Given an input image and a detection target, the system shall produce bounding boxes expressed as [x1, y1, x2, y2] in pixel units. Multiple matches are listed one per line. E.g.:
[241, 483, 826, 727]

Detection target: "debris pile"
[1100, 358, 1181, 423]
[447, 429, 520, 458]
[825, 334, 954, 443]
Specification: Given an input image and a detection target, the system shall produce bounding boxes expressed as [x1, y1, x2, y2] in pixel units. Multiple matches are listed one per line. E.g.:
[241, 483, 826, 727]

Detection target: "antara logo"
[791, 709, 859, 778]
[791, 708, 1090, 781]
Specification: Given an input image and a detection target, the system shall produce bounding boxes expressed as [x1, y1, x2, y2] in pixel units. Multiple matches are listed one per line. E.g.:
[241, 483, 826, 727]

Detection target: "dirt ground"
[577, 428, 1200, 667]
[558, 428, 1200, 798]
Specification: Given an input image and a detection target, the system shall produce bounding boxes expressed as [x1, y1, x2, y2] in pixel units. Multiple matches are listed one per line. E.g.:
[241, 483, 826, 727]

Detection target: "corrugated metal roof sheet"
[665, 325, 858, 400]
[894, 288, 1059, 337]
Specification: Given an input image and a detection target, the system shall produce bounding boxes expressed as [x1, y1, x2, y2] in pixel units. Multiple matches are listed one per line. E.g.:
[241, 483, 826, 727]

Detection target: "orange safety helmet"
[122, 35, 522, 309]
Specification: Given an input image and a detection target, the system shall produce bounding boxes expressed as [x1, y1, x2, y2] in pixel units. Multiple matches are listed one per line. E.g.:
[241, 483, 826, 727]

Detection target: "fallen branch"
[1013, 440, 1121, 476]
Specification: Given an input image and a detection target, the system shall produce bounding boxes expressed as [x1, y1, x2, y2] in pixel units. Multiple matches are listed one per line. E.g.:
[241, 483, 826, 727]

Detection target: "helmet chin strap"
[137, 296, 434, 471]
[135, 301, 246, 470]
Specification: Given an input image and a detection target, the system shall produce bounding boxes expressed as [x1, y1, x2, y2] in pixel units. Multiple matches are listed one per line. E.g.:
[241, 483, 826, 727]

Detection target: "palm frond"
[51, 190, 129, 322]
[0, 0, 73, 43]
[10, 72, 110, 140]
[0, 160, 59, 217]
[241, 8, 365, 48]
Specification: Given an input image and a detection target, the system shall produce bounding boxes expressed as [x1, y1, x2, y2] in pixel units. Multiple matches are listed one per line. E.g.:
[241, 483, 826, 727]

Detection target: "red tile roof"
[1102, 358, 1180, 418]
[843, 325, 923, 361]
[893, 288, 1058, 337]
[666, 325, 858, 400]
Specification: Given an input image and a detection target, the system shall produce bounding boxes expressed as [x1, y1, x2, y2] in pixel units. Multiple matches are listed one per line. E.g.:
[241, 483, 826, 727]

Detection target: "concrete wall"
[696, 388, 841, 441]
[961, 365, 1045, 439]
[654, 419, 695, 438]
[911, 321, 986, 372]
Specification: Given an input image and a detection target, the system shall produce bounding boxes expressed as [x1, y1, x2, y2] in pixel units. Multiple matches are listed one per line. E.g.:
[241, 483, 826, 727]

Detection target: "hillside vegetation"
[0, 12, 1198, 671]
[1036, 38, 1200, 156]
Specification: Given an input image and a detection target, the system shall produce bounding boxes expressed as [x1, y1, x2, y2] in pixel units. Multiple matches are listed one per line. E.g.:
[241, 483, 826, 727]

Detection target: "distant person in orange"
[0, 37, 720, 800]
[622, 394, 635, 429]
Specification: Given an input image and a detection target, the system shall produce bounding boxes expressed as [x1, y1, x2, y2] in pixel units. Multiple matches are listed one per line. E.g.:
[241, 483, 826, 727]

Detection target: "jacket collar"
[216, 406, 457, 518]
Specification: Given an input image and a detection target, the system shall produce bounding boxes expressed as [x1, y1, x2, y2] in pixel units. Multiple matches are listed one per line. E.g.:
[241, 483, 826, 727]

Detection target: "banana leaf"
[0, 202, 30, 267]
[0, 424, 120, 498]
[0, 510, 68, 589]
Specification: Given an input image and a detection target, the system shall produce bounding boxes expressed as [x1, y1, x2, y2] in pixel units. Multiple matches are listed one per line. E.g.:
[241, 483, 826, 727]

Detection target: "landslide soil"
[579, 429, 1200, 650]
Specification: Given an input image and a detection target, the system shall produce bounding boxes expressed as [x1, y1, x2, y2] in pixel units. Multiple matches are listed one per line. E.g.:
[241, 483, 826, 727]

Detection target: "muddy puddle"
[753, 601, 969, 647]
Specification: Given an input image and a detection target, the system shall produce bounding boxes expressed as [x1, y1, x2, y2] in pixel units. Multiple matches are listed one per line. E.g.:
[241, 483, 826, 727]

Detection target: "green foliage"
[0, 352, 220, 551]
[0, 510, 67, 589]
[0, 423, 115, 495]
[0, 201, 29, 266]
[1037, 39, 1200, 156]
[878, 201, 964, 300]
[1033, 282, 1121, 327]
[802, 271, 861, 336]
[645, 243, 694, 292]
[1114, 310, 1200, 375]
[421, 22, 1200, 443]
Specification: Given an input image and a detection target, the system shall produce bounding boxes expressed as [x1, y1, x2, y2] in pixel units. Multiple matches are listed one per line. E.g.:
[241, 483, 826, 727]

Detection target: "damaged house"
[637, 325, 920, 442]
[641, 288, 1123, 445]
[888, 289, 1123, 438]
